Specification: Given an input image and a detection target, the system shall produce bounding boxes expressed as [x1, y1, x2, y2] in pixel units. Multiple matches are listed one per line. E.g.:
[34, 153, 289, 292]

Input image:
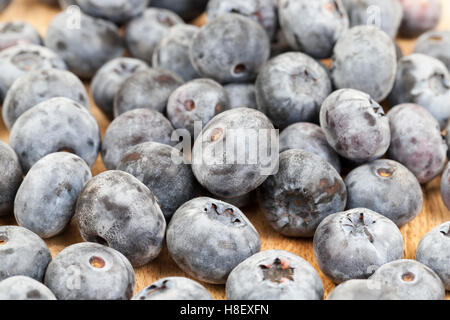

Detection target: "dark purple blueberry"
[226, 250, 324, 300]
[441, 163, 450, 210]
[75, 0, 149, 24]
[279, 122, 341, 173]
[101, 108, 175, 170]
[76, 171, 166, 267]
[224, 83, 257, 110]
[190, 14, 270, 83]
[313, 208, 404, 283]
[44, 242, 135, 300]
[387, 103, 447, 183]
[256, 52, 332, 129]
[319, 89, 391, 163]
[415, 30, 450, 74]
[9, 97, 101, 172]
[0, 140, 22, 216]
[0, 276, 56, 300]
[327, 279, 399, 300]
[133, 277, 212, 300]
[167, 197, 261, 284]
[0, 21, 42, 51]
[150, 0, 208, 21]
[399, 0, 442, 38]
[258, 150, 347, 237]
[113, 68, 184, 117]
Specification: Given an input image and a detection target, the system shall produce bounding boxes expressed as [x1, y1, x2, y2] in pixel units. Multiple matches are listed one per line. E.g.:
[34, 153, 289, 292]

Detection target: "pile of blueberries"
[0, 0, 449, 300]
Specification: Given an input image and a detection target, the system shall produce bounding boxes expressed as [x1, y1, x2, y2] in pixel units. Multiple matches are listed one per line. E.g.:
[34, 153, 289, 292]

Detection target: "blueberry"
[3, 68, 89, 129]
[206, 0, 277, 39]
[256, 52, 332, 129]
[258, 150, 347, 237]
[327, 279, 399, 300]
[441, 164, 450, 209]
[0, 21, 42, 51]
[125, 8, 184, 64]
[45, 10, 124, 79]
[0, 226, 52, 282]
[113, 68, 184, 117]
[388, 54, 450, 129]
[279, 0, 349, 59]
[331, 26, 397, 102]
[224, 83, 257, 110]
[150, 0, 208, 21]
[416, 222, 450, 290]
[133, 277, 212, 300]
[76, 171, 166, 266]
[192, 108, 278, 198]
[75, 0, 149, 24]
[226, 250, 324, 300]
[320, 89, 391, 163]
[387, 103, 447, 183]
[214, 192, 253, 209]
[190, 14, 270, 84]
[14, 152, 92, 239]
[167, 78, 230, 137]
[0, 0, 10, 11]
[313, 208, 404, 283]
[167, 197, 261, 284]
[369, 259, 445, 300]
[58, 0, 76, 8]
[9, 97, 100, 172]
[345, 159, 423, 226]
[44, 242, 135, 300]
[415, 31, 450, 75]
[0, 276, 56, 300]
[279, 122, 341, 173]
[101, 108, 175, 170]
[152, 24, 199, 82]
[399, 0, 442, 38]
[91, 57, 148, 117]
[0, 141, 22, 216]
[342, 0, 403, 38]
[117, 142, 199, 220]
[0, 44, 67, 102]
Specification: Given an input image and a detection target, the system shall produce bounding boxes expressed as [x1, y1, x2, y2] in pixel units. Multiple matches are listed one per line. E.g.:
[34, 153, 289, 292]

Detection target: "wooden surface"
[0, 0, 449, 300]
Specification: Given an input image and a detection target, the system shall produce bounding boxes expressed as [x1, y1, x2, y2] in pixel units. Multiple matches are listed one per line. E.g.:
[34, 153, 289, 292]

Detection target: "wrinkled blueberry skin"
[114, 68, 184, 117]
[0, 21, 42, 51]
[331, 26, 397, 102]
[327, 279, 399, 300]
[133, 277, 212, 300]
[345, 159, 423, 227]
[44, 242, 135, 300]
[9, 97, 101, 172]
[125, 8, 184, 64]
[256, 52, 332, 129]
[0, 226, 52, 282]
[258, 150, 347, 238]
[388, 54, 450, 129]
[342, 0, 403, 38]
[387, 104, 447, 184]
[226, 250, 324, 300]
[152, 24, 199, 82]
[224, 83, 257, 110]
[369, 259, 445, 300]
[0, 141, 22, 216]
[279, 0, 349, 59]
[3, 68, 89, 129]
[190, 14, 270, 84]
[117, 142, 199, 220]
[279, 122, 341, 173]
[91, 57, 148, 117]
[399, 0, 442, 38]
[313, 208, 404, 284]
[0, 44, 67, 102]
[150, 0, 208, 21]
[14, 152, 92, 239]
[167, 197, 261, 284]
[0, 276, 56, 300]
[0, 0, 10, 11]
[167, 78, 230, 136]
[441, 164, 450, 209]
[102, 108, 175, 170]
[206, 0, 277, 39]
[45, 11, 124, 79]
[76, 171, 166, 267]
[415, 31, 450, 76]
[192, 108, 278, 198]
[417, 222, 450, 290]
[75, 0, 149, 24]
[320, 89, 391, 163]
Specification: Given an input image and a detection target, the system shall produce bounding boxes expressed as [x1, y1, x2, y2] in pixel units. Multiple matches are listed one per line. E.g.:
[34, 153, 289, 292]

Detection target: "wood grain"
[0, 0, 449, 300]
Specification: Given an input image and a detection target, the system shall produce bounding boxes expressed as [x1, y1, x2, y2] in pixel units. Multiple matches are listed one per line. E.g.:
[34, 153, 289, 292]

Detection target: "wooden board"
[0, 0, 449, 300]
